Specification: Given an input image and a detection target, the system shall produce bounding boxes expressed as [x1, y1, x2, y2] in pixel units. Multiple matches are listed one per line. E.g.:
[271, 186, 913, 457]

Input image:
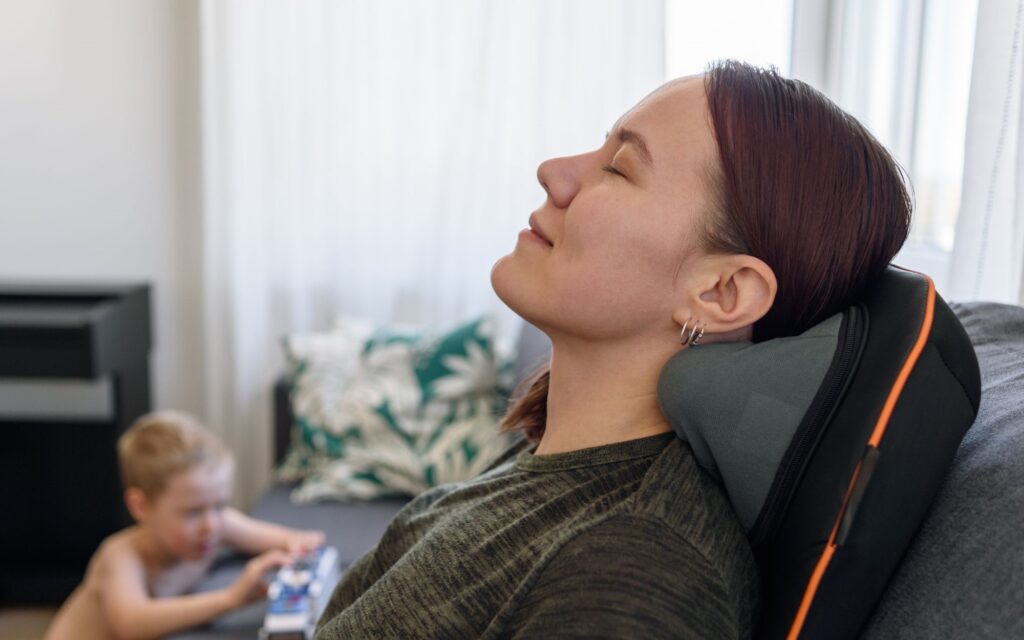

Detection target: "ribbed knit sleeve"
[315, 545, 379, 635]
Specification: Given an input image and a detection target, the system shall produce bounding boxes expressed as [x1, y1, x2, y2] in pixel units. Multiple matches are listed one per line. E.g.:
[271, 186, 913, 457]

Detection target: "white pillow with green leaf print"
[277, 314, 515, 502]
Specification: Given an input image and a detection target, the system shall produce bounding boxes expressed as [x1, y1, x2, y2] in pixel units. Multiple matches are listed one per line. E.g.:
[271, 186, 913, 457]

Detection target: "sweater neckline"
[515, 432, 677, 473]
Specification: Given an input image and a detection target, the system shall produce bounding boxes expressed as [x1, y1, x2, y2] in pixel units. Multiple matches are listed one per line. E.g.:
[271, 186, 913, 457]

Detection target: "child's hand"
[284, 529, 325, 556]
[227, 549, 293, 608]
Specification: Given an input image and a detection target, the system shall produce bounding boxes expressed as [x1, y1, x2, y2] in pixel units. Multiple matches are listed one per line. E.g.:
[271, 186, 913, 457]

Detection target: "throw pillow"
[277, 314, 514, 501]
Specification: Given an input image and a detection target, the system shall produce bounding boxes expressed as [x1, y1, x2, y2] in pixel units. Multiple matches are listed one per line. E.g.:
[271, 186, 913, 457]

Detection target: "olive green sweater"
[315, 432, 758, 639]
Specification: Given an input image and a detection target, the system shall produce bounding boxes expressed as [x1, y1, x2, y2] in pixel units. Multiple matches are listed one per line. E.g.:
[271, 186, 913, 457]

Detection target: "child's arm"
[221, 507, 325, 555]
[97, 545, 291, 640]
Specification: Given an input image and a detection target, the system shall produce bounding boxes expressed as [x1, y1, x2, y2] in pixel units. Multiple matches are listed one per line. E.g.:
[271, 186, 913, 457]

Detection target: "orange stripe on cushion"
[868, 275, 936, 447]
[785, 271, 936, 639]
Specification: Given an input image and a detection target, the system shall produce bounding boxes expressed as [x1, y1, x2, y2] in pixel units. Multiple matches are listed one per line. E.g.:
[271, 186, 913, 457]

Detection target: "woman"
[315, 60, 910, 639]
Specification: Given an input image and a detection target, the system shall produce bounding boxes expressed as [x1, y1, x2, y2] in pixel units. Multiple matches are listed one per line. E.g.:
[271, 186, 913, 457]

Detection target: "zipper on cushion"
[750, 304, 868, 548]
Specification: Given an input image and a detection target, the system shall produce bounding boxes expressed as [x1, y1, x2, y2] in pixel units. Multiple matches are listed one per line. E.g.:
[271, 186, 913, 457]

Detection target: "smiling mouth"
[527, 216, 554, 246]
[531, 229, 552, 245]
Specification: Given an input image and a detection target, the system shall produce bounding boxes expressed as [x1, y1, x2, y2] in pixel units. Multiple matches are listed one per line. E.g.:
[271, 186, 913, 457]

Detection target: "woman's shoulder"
[633, 437, 747, 532]
[507, 507, 758, 639]
[626, 436, 759, 598]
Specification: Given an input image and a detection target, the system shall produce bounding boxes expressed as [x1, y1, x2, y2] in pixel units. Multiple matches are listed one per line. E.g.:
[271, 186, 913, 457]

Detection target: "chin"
[491, 257, 538, 320]
[490, 255, 519, 308]
[492, 255, 571, 338]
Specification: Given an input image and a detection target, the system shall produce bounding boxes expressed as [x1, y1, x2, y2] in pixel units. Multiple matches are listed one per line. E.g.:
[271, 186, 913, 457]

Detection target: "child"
[44, 411, 325, 640]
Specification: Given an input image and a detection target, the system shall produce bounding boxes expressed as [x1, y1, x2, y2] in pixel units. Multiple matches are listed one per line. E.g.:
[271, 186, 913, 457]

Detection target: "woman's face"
[491, 76, 720, 342]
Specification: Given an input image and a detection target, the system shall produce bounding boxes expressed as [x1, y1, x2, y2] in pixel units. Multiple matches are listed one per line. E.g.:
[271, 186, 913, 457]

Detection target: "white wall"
[0, 0, 202, 416]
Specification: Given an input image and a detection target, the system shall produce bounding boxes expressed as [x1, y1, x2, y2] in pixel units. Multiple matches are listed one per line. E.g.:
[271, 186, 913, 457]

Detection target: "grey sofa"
[174, 301, 1024, 639]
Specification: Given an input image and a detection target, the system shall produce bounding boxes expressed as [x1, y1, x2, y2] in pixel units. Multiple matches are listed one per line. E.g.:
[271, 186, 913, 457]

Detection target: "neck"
[532, 335, 676, 455]
[133, 524, 178, 569]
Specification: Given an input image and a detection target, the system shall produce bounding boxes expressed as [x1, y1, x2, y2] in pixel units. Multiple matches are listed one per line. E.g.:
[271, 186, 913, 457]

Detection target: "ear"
[673, 254, 777, 341]
[124, 487, 151, 522]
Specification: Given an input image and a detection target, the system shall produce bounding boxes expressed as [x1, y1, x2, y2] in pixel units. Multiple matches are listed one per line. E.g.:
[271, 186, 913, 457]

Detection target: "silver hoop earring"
[679, 319, 691, 346]
[679, 318, 705, 347]
[691, 323, 705, 346]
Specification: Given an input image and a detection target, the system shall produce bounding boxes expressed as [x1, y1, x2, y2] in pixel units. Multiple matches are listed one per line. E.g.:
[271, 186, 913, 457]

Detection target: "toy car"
[259, 546, 339, 640]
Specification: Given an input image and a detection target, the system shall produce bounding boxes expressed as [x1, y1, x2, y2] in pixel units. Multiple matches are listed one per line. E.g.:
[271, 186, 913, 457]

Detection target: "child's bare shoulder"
[43, 530, 147, 640]
[86, 528, 147, 587]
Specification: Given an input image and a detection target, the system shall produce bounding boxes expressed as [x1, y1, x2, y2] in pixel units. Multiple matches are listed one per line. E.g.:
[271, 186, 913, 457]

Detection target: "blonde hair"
[118, 411, 232, 498]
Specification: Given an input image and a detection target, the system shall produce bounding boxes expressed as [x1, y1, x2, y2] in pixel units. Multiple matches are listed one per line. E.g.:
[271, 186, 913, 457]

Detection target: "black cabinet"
[0, 283, 152, 604]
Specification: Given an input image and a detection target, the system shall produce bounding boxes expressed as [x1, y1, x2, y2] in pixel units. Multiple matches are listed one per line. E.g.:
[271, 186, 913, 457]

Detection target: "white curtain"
[797, 0, 979, 295]
[821, 0, 925, 170]
[199, 0, 665, 505]
[949, 0, 1024, 304]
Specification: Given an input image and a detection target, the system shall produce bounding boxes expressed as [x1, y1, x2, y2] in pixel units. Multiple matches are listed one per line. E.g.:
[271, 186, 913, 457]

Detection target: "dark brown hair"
[501, 60, 912, 444]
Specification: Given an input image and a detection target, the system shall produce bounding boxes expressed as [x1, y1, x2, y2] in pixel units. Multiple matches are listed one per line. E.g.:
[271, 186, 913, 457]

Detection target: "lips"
[528, 215, 554, 246]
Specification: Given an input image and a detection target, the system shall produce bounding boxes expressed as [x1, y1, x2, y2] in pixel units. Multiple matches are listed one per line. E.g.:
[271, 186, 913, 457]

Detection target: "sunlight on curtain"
[200, 0, 664, 504]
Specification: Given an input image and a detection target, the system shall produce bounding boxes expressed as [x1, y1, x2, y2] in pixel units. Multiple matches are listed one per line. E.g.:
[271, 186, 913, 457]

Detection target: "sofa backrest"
[511, 320, 551, 390]
[862, 301, 1024, 638]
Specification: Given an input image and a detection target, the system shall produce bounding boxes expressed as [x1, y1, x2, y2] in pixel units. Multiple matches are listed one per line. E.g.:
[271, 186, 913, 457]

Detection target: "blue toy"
[259, 546, 339, 640]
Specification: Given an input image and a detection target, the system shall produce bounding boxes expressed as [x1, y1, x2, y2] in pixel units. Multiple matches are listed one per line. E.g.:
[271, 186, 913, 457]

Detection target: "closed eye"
[602, 164, 626, 178]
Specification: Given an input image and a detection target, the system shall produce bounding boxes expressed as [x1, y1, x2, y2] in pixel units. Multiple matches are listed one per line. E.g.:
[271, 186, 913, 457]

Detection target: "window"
[908, 0, 979, 251]
[827, 0, 979, 254]
[688, 0, 984, 290]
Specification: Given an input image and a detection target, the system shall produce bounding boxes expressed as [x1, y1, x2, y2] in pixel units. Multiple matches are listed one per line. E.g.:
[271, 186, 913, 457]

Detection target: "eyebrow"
[606, 127, 654, 168]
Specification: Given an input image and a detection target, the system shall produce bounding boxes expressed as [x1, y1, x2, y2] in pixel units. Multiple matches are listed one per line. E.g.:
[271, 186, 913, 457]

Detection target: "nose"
[537, 155, 580, 210]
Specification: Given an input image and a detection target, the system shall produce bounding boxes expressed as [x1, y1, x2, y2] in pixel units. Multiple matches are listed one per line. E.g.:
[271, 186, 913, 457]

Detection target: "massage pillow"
[657, 266, 981, 640]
